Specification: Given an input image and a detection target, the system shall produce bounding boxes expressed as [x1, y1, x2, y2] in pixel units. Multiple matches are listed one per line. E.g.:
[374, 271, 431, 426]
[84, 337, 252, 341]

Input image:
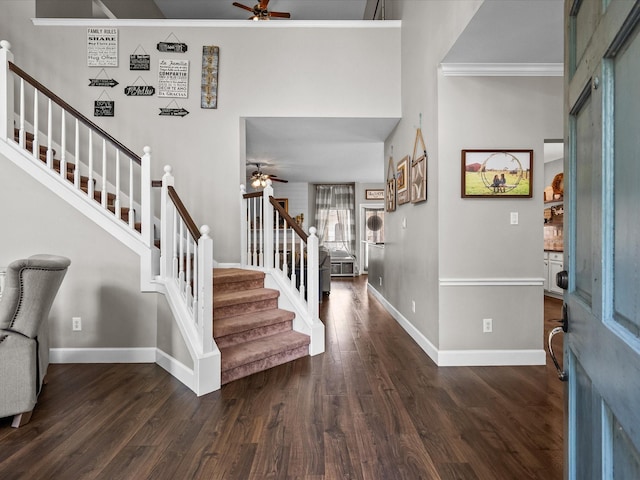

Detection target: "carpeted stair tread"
[213, 287, 279, 308]
[214, 268, 264, 285]
[214, 308, 295, 339]
[220, 330, 310, 372]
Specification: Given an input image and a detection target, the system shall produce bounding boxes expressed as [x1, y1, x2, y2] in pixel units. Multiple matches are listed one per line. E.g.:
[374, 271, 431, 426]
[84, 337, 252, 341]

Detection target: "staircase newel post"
[307, 227, 319, 319]
[240, 184, 247, 267]
[141, 146, 153, 248]
[263, 180, 274, 269]
[307, 226, 324, 356]
[198, 225, 214, 353]
[160, 165, 175, 279]
[0, 40, 14, 142]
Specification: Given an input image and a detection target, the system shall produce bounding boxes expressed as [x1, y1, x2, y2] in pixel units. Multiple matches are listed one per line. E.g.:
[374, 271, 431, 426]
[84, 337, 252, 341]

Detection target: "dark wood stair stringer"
[213, 268, 310, 385]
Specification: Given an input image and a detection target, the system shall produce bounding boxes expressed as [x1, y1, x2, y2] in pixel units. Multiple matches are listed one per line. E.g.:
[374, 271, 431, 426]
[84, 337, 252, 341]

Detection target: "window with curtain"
[315, 184, 356, 255]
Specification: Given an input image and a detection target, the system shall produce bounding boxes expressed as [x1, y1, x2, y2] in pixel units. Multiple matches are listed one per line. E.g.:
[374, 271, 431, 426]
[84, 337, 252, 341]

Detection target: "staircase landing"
[213, 268, 309, 385]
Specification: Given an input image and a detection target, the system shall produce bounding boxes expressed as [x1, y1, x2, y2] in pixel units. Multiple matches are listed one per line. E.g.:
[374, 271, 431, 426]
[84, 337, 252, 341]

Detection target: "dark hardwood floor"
[0, 277, 565, 479]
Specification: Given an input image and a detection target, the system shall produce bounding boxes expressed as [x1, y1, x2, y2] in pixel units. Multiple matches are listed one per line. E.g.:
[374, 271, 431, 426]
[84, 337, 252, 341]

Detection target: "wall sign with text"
[87, 28, 118, 67]
[158, 59, 189, 98]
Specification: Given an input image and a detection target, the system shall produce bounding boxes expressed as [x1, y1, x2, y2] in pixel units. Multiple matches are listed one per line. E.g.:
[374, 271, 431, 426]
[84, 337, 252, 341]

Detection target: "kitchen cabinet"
[544, 251, 564, 296]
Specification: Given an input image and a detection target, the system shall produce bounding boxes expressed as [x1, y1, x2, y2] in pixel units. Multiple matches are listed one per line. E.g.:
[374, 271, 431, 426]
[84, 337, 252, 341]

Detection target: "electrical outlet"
[483, 318, 492, 333]
[72, 317, 82, 331]
[412, 300, 416, 313]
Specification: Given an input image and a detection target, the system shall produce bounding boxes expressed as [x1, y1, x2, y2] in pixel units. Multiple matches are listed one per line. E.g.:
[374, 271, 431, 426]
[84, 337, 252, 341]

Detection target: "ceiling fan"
[232, 0, 291, 21]
[248, 163, 289, 188]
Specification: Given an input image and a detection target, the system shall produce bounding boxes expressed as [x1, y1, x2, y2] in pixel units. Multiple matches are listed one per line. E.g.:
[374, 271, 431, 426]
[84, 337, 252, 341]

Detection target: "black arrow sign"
[89, 78, 119, 87]
[159, 107, 189, 117]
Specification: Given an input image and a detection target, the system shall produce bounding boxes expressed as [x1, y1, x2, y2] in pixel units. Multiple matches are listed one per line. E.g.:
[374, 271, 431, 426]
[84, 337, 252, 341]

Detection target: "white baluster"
[60, 109, 66, 178]
[176, 219, 185, 291]
[74, 119, 80, 188]
[88, 130, 94, 198]
[290, 225, 296, 289]
[101, 138, 107, 207]
[299, 236, 306, 301]
[128, 157, 134, 228]
[18, 79, 25, 147]
[46, 98, 52, 167]
[115, 150, 121, 219]
[240, 185, 248, 267]
[263, 181, 274, 269]
[186, 232, 192, 303]
[32, 89, 38, 158]
[172, 208, 179, 279]
[307, 227, 319, 320]
[283, 225, 288, 278]
[252, 198, 258, 266]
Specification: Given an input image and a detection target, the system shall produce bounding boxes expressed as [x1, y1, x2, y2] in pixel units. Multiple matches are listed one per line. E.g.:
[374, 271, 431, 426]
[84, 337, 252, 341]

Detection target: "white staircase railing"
[1, 40, 152, 248]
[1, 40, 219, 395]
[240, 181, 324, 355]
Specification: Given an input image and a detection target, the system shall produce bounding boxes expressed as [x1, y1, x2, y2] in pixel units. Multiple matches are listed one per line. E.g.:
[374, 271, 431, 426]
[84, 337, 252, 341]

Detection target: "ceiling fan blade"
[270, 177, 289, 183]
[232, 2, 254, 13]
[259, 0, 270, 9]
[269, 11, 291, 18]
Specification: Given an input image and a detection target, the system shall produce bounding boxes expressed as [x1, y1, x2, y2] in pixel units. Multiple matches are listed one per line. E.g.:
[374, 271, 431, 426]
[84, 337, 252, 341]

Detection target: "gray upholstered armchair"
[0, 254, 70, 427]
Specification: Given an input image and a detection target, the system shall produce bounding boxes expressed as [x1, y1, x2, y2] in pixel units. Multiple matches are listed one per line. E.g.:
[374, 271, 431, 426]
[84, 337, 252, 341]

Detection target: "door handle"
[556, 270, 568, 290]
[548, 302, 569, 381]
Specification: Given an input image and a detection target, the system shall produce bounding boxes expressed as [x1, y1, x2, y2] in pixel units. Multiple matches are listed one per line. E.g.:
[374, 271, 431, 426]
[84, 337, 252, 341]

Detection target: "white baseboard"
[366, 283, 546, 367]
[367, 284, 439, 364]
[438, 349, 546, 366]
[155, 348, 195, 389]
[50, 347, 156, 363]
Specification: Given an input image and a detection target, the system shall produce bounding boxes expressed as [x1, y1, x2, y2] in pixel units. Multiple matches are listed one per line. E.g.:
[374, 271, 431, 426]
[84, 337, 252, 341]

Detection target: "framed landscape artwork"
[461, 150, 533, 198]
[396, 155, 410, 205]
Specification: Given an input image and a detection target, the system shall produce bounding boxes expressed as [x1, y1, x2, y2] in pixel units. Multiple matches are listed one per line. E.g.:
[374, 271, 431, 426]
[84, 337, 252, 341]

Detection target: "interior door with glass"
[564, 1, 640, 478]
[360, 206, 384, 273]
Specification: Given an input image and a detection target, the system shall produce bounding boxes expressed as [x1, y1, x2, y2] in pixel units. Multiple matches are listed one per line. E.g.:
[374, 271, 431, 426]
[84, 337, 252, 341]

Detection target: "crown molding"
[441, 63, 564, 77]
[31, 18, 401, 29]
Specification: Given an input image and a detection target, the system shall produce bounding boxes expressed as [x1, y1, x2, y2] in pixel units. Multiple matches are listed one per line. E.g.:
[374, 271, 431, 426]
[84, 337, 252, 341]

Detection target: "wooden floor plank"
[0, 277, 564, 479]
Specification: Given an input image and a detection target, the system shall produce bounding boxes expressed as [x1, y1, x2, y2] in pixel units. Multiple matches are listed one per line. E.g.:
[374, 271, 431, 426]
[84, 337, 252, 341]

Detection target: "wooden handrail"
[270, 196, 308, 242]
[243, 191, 263, 199]
[167, 186, 201, 241]
[8, 61, 141, 164]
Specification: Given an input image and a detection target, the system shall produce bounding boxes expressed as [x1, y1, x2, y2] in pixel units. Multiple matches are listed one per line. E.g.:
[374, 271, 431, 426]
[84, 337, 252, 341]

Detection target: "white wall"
[0, 0, 401, 265]
[382, 0, 483, 349]
[380, 0, 563, 361]
[0, 151, 158, 350]
[438, 75, 563, 352]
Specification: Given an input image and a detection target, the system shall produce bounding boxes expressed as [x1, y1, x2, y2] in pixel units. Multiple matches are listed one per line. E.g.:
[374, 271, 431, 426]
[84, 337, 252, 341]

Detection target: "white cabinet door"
[549, 259, 563, 295]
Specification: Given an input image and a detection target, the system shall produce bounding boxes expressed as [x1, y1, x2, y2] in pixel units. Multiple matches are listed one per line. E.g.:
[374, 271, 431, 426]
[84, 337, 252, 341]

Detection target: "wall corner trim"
[440, 63, 564, 77]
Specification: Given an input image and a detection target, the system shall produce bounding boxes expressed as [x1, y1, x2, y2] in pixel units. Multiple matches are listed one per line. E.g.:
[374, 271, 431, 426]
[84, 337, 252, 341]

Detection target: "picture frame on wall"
[410, 153, 427, 203]
[396, 155, 410, 205]
[386, 178, 396, 212]
[365, 189, 384, 200]
[461, 149, 533, 198]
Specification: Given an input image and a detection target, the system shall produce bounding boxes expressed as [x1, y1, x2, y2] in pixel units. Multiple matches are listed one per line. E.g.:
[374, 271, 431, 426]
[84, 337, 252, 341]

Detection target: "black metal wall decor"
[130, 45, 150, 70]
[89, 68, 118, 87]
[201, 45, 219, 109]
[159, 100, 189, 117]
[94, 90, 115, 117]
[157, 33, 187, 53]
[124, 76, 155, 96]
